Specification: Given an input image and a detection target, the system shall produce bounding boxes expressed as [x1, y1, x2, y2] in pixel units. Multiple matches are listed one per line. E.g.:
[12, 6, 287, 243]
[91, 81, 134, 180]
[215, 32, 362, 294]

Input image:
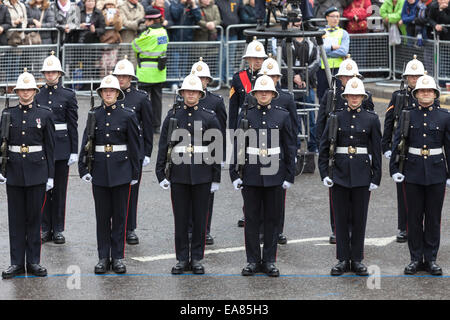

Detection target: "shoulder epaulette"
[37, 104, 52, 112]
[62, 86, 75, 94]
[121, 106, 135, 113]
[202, 107, 215, 115]
[275, 105, 288, 112]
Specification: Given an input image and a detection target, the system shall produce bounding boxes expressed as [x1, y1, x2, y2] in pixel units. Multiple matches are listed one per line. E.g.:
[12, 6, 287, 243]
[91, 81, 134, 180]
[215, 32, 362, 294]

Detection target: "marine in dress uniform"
[229, 38, 267, 227]
[191, 58, 227, 245]
[36, 52, 78, 245]
[315, 56, 374, 244]
[390, 75, 450, 276]
[113, 56, 154, 245]
[156, 73, 221, 275]
[381, 56, 424, 243]
[258, 57, 299, 245]
[230, 75, 296, 277]
[319, 76, 382, 276]
[78, 75, 140, 274]
[1, 70, 55, 279]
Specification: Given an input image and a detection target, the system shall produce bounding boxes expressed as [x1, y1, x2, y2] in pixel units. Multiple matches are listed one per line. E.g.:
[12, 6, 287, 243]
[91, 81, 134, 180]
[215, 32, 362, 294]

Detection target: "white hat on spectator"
[177, 73, 205, 98]
[191, 57, 213, 82]
[97, 74, 124, 100]
[250, 74, 279, 98]
[412, 74, 440, 98]
[14, 68, 40, 93]
[41, 51, 65, 75]
[243, 38, 268, 59]
[336, 55, 361, 78]
[403, 55, 425, 77]
[341, 76, 368, 99]
[113, 55, 137, 80]
[258, 55, 282, 77]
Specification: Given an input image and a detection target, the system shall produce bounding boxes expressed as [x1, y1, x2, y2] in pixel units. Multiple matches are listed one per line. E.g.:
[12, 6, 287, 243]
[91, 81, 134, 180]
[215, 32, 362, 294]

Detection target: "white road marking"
[132, 236, 396, 262]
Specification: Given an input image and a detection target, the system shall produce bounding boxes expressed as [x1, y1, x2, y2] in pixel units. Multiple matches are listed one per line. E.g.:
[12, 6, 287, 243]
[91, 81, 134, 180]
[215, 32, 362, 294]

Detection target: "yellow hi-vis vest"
[132, 26, 168, 84]
[321, 27, 344, 69]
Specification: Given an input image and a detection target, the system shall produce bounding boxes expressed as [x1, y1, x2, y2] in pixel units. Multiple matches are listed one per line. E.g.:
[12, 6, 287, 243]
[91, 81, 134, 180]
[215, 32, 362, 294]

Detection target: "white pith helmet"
[14, 68, 40, 93]
[190, 57, 213, 82]
[97, 74, 125, 100]
[41, 51, 65, 75]
[177, 73, 205, 98]
[250, 74, 279, 99]
[113, 55, 137, 80]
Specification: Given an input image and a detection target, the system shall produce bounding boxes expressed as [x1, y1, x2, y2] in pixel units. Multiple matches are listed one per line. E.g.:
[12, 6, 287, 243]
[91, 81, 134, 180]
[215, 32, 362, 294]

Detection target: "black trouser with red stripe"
[171, 182, 211, 262]
[242, 185, 283, 264]
[404, 182, 445, 263]
[92, 183, 131, 260]
[331, 184, 370, 262]
[7, 183, 46, 265]
[127, 160, 143, 232]
[42, 160, 69, 233]
[396, 182, 408, 232]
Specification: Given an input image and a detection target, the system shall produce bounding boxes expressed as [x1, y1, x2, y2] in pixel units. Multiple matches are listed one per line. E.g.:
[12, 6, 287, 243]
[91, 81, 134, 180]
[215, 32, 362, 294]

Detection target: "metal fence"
[438, 39, 450, 83]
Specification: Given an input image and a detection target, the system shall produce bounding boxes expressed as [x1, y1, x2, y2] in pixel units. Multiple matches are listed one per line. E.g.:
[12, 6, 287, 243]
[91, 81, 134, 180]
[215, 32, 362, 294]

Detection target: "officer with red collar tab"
[319, 76, 382, 277]
[113, 55, 154, 246]
[36, 52, 79, 245]
[1, 69, 55, 279]
[390, 75, 450, 276]
[230, 74, 296, 278]
[78, 74, 140, 275]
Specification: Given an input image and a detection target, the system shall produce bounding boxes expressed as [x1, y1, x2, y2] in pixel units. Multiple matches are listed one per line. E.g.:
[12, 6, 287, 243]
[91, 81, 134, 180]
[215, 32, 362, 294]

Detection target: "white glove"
[233, 178, 243, 190]
[392, 172, 405, 183]
[46, 178, 54, 191]
[369, 183, 378, 191]
[82, 173, 92, 183]
[0, 173, 6, 184]
[142, 156, 150, 167]
[323, 176, 334, 187]
[159, 178, 170, 190]
[67, 153, 78, 166]
[282, 181, 292, 189]
[446, 179, 450, 188]
[210, 182, 220, 193]
[384, 150, 392, 159]
[130, 180, 138, 185]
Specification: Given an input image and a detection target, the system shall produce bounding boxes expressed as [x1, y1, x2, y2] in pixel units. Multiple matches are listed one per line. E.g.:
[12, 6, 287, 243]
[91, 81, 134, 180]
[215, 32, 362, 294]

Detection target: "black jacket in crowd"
[0, 4, 11, 45]
[77, 7, 105, 43]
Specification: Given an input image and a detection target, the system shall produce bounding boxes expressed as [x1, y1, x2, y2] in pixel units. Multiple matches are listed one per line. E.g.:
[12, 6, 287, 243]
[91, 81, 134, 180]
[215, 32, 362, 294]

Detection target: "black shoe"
[303, 20, 319, 31]
[351, 261, 369, 276]
[261, 262, 280, 277]
[191, 260, 205, 274]
[331, 260, 350, 276]
[126, 230, 139, 245]
[94, 258, 111, 274]
[112, 259, 126, 274]
[41, 231, 52, 243]
[404, 261, 422, 275]
[26, 264, 47, 277]
[424, 261, 442, 276]
[205, 234, 214, 245]
[396, 230, 407, 243]
[2, 265, 25, 279]
[241, 263, 260, 276]
[53, 232, 65, 244]
[171, 261, 190, 275]
[256, 19, 265, 31]
[237, 217, 245, 227]
[278, 234, 287, 245]
[329, 233, 336, 244]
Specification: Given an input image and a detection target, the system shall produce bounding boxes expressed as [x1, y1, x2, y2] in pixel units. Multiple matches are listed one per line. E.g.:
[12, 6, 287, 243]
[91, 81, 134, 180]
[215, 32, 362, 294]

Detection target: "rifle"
[325, 76, 337, 117]
[327, 113, 338, 181]
[164, 94, 183, 180]
[83, 80, 96, 173]
[392, 64, 408, 133]
[395, 110, 410, 174]
[1, 83, 11, 177]
[236, 94, 255, 186]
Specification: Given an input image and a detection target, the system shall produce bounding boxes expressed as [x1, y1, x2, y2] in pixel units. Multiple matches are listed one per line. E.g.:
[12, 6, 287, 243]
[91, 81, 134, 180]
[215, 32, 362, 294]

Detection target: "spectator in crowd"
[343, 0, 372, 34]
[26, 0, 55, 44]
[52, 0, 80, 43]
[5, 0, 27, 44]
[194, 0, 221, 41]
[78, 0, 105, 43]
[169, 0, 202, 42]
[0, 1, 12, 46]
[151, 0, 171, 27]
[380, 0, 407, 35]
[314, 0, 351, 27]
[119, 0, 144, 43]
[99, 0, 122, 77]
[239, 0, 256, 24]
[428, 0, 450, 41]
[400, 0, 422, 45]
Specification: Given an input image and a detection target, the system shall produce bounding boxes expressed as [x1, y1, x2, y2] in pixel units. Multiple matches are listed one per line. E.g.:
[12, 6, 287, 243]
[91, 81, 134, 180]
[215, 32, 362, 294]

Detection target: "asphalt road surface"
[0, 90, 449, 301]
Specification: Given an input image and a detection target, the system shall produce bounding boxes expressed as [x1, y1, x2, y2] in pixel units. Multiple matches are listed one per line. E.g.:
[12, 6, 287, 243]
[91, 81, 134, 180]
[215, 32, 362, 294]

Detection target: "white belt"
[336, 146, 368, 154]
[55, 123, 67, 131]
[246, 147, 280, 156]
[173, 145, 208, 153]
[9, 145, 43, 153]
[408, 147, 443, 156]
[95, 144, 127, 152]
